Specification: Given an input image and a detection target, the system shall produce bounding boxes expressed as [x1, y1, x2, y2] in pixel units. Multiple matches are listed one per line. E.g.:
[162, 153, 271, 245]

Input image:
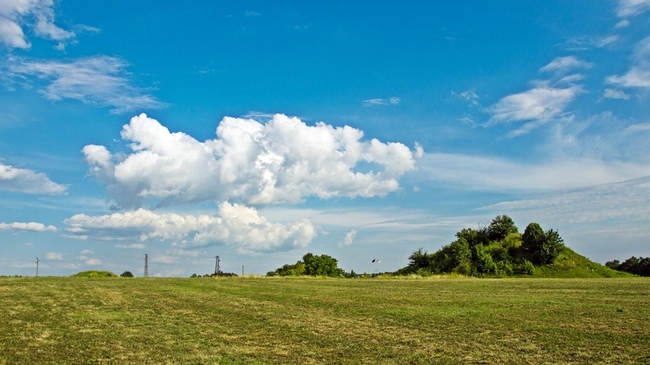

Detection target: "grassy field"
[1, 277, 649, 364]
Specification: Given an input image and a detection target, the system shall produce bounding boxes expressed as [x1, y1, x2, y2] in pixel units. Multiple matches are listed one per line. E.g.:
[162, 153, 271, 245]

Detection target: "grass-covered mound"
[397, 215, 632, 278]
[70, 270, 118, 278]
[532, 247, 631, 278]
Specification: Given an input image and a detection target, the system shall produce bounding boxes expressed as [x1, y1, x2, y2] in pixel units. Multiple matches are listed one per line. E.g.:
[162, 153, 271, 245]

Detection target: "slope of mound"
[70, 270, 118, 278]
[531, 248, 632, 278]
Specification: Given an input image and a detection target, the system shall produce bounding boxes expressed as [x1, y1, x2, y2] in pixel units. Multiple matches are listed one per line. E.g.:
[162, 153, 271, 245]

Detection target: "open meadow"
[1, 277, 649, 364]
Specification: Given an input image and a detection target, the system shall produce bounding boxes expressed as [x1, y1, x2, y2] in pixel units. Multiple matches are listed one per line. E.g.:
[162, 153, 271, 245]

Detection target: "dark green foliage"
[609, 256, 650, 277]
[539, 229, 564, 265]
[487, 215, 518, 242]
[520, 260, 535, 275]
[303, 253, 342, 276]
[472, 245, 497, 275]
[120, 271, 134, 277]
[522, 223, 545, 253]
[605, 260, 620, 270]
[522, 223, 564, 265]
[456, 228, 489, 248]
[395, 215, 587, 278]
[408, 248, 430, 270]
[271, 262, 306, 276]
[268, 253, 343, 277]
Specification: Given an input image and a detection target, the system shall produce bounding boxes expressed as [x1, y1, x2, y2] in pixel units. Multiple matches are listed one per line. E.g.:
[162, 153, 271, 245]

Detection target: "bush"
[120, 271, 134, 277]
[453, 261, 472, 275]
[520, 260, 535, 275]
[496, 261, 514, 276]
[473, 245, 497, 275]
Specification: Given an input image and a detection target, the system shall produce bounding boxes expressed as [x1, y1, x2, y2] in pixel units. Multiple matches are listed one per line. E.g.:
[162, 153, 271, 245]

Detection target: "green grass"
[1, 277, 649, 364]
[531, 248, 632, 278]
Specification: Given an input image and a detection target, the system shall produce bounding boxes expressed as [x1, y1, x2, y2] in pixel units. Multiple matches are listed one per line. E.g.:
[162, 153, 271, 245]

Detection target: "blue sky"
[1, 0, 649, 276]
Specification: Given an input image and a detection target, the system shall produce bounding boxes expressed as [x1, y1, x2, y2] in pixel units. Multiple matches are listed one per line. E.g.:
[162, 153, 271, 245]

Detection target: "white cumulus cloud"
[45, 252, 62, 260]
[83, 113, 419, 208]
[0, 162, 67, 194]
[339, 229, 358, 248]
[0, 0, 74, 49]
[64, 202, 317, 254]
[85, 258, 101, 265]
[0, 221, 57, 232]
[6, 56, 167, 114]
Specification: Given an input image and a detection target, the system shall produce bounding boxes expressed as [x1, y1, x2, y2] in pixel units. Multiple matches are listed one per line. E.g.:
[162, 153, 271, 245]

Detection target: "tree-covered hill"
[396, 215, 630, 278]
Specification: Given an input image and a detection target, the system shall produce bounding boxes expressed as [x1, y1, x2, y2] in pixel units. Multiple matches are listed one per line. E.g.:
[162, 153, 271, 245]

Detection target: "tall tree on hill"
[522, 223, 564, 265]
[487, 215, 518, 242]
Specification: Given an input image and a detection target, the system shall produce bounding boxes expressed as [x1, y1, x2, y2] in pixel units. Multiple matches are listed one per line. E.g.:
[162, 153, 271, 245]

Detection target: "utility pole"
[144, 254, 149, 278]
[214, 255, 220, 275]
[35, 257, 40, 277]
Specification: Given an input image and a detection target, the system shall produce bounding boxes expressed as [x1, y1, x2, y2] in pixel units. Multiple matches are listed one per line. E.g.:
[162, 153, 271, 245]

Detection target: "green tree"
[120, 271, 134, 277]
[487, 215, 518, 242]
[408, 248, 431, 270]
[539, 229, 564, 265]
[522, 223, 545, 255]
[303, 253, 341, 276]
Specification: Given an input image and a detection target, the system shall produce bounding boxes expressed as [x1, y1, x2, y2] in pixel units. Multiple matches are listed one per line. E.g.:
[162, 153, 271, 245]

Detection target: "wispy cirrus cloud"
[539, 56, 593, 74]
[487, 85, 582, 125]
[0, 161, 67, 194]
[0, 221, 57, 232]
[616, 0, 650, 18]
[115, 243, 146, 249]
[478, 175, 650, 224]
[604, 88, 631, 100]
[486, 57, 589, 136]
[416, 153, 648, 192]
[0, 0, 74, 49]
[6, 56, 167, 114]
[606, 36, 650, 89]
[362, 97, 400, 107]
[563, 36, 619, 51]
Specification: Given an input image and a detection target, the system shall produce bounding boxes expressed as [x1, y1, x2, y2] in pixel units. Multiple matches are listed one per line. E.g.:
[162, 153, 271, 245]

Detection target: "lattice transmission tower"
[144, 253, 149, 277]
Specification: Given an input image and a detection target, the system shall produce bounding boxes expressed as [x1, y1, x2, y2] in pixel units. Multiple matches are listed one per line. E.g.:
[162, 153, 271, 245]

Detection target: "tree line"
[606, 257, 650, 277]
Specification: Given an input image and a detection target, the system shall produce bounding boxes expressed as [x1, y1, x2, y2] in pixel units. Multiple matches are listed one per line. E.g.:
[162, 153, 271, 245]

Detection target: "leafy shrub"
[520, 260, 535, 275]
[473, 245, 497, 275]
[453, 261, 472, 275]
[496, 261, 514, 276]
[120, 271, 134, 277]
